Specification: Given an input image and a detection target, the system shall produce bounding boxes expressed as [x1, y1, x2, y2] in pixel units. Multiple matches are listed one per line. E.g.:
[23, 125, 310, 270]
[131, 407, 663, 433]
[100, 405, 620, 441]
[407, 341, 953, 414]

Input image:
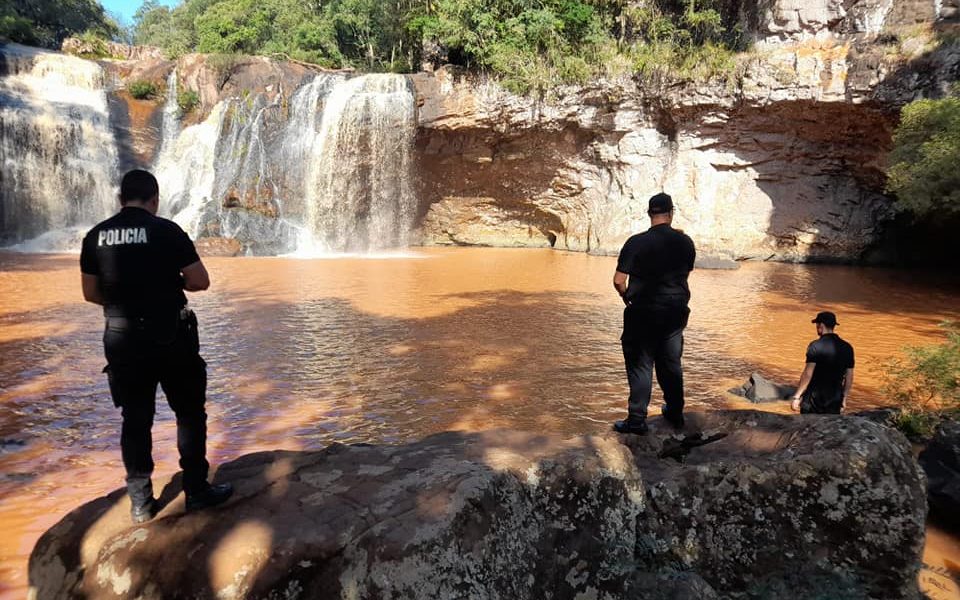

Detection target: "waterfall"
[0, 43, 417, 255]
[154, 71, 416, 255]
[302, 74, 417, 254]
[158, 70, 181, 156]
[0, 43, 119, 249]
[154, 102, 225, 239]
[155, 90, 303, 255]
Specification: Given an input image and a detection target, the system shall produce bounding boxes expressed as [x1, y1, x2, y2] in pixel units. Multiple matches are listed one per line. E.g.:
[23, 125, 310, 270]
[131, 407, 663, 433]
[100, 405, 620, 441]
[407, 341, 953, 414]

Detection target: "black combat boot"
[613, 419, 649, 435]
[185, 482, 234, 512]
[662, 407, 685, 430]
[127, 477, 157, 524]
[131, 498, 158, 524]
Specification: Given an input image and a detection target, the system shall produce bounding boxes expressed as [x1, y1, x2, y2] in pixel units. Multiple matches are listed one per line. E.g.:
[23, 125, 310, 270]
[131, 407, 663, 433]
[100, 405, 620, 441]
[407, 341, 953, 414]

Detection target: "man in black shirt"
[80, 169, 232, 523]
[791, 311, 855, 415]
[613, 193, 696, 434]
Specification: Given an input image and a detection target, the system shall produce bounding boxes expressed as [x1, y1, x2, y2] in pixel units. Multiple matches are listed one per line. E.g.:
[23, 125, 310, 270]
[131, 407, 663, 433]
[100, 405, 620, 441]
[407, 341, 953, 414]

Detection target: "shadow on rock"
[29, 411, 926, 600]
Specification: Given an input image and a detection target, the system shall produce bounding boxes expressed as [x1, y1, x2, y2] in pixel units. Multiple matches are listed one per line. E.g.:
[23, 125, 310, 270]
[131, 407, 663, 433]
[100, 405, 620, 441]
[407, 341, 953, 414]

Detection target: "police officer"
[612, 193, 696, 434]
[80, 169, 232, 524]
[791, 311, 855, 414]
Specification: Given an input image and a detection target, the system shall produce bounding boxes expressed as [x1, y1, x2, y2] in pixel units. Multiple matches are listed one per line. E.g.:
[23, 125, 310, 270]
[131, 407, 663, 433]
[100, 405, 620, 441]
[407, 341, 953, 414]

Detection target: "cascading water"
[153, 70, 224, 240]
[154, 71, 416, 255]
[0, 43, 119, 249]
[0, 41, 417, 255]
[303, 74, 417, 254]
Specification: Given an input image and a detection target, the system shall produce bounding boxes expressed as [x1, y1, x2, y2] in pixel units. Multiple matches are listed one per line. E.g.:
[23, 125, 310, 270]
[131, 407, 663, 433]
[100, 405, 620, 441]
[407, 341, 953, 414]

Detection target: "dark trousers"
[800, 389, 843, 415]
[622, 328, 685, 423]
[103, 311, 209, 502]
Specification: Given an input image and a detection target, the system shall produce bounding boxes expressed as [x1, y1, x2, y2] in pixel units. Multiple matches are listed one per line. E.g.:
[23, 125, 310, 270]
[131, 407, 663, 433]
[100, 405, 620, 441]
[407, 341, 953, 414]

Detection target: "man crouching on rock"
[80, 169, 232, 524]
[612, 193, 696, 434]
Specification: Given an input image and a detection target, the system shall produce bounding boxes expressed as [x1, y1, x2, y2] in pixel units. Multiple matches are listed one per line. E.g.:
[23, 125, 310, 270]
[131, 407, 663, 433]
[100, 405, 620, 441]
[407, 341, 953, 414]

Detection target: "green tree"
[887, 88, 960, 217]
[128, 0, 749, 92]
[0, 0, 118, 48]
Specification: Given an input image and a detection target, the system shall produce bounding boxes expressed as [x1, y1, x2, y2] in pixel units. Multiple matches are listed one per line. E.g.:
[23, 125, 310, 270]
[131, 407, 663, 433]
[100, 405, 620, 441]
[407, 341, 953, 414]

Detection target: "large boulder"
[29, 412, 926, 600]
[919, 420, 960, 529]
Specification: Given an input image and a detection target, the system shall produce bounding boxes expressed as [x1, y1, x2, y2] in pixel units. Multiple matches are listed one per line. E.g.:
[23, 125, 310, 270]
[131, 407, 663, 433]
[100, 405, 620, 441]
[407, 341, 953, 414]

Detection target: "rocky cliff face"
[28, 412, 927, 599]
[413, 0, 960, 260]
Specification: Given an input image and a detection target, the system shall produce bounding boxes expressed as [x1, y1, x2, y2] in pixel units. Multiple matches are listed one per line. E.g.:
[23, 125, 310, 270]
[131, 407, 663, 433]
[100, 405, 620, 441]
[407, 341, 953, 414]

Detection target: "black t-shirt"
[617, 224, 695, 339]
[617, 224, 696, 310]
[804, 333, 856, 408]
[80, 207, 200, 318]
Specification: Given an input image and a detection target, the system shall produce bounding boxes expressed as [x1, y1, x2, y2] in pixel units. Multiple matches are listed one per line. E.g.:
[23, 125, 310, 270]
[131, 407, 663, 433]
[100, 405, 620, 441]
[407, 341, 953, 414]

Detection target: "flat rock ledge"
[28, 411, 926, 600]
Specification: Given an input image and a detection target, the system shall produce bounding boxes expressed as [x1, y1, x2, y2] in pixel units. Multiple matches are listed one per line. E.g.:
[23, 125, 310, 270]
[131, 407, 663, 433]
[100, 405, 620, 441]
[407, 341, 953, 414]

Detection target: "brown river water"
[1, 247, 959, 598]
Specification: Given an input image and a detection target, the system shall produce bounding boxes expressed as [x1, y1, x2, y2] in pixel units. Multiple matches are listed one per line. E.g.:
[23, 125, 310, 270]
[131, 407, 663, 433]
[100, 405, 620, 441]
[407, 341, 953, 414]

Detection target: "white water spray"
[302, 74, 417, 254]
[0, 44, 119, 248]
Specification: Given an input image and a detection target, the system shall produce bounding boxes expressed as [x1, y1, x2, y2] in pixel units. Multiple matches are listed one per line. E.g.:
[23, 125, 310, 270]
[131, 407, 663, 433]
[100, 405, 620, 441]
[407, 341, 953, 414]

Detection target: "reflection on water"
[1, 248, 959, 597]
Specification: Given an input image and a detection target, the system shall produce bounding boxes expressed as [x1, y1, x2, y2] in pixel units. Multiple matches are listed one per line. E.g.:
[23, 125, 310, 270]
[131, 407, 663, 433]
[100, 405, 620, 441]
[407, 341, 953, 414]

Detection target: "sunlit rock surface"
[29, 412, 925, 599]
[412, 0, 960, 260]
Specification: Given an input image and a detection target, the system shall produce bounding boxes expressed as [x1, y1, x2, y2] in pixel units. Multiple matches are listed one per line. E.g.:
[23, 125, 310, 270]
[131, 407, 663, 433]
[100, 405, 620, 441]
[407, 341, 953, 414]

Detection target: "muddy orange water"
[1, 248, 959, 598]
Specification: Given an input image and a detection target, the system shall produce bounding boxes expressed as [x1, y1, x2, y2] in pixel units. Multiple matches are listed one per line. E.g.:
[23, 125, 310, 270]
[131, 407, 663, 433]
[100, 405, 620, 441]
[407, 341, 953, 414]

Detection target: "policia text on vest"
[98, 227, 148, 246]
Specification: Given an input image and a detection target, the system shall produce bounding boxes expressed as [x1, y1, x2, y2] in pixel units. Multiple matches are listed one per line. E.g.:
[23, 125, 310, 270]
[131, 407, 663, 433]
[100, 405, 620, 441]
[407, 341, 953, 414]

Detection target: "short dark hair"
[120, 169, 159, 204]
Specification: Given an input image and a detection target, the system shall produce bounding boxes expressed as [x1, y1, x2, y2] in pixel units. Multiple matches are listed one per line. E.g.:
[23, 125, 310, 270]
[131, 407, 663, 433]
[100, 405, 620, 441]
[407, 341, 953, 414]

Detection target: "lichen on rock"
[29, 411, 926, 600]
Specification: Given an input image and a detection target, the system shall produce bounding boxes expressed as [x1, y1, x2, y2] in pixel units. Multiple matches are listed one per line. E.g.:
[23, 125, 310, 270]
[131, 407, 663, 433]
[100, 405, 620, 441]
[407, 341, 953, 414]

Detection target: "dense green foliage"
[0, 0, 117, 49]
[884, 322, 960, 439]
[131, 0, 747, 93]
[177, 89, 201, 112]
[887, 84, 960, 217]
[128, 79, 160, 99]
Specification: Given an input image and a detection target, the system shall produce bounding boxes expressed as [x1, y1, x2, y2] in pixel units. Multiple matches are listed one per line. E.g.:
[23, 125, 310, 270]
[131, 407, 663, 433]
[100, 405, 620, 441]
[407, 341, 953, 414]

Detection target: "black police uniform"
[801, 333, 855, 414]
[616, 223, 696, 424]
[80, 206, 209, 507]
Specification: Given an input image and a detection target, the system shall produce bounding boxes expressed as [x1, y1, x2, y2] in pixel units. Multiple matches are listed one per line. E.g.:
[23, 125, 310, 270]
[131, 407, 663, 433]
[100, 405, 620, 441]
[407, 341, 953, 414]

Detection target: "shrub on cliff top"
[177, 89, 200, 113]
[128, 79, 159, 100]
[0, 0, 118, 49]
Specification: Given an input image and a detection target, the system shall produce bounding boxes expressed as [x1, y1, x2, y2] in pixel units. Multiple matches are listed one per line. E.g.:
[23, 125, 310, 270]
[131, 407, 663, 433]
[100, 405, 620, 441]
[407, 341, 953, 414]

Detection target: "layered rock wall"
[412, 0, 960, 260]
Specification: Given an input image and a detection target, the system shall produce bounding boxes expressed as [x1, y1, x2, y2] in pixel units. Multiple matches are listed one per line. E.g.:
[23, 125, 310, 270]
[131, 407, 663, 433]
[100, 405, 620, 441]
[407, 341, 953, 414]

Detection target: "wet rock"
[627, 571, 719, 599]
[849, 407, 902, 426]
[194, 237, 242, 257]
[0, 438, 26, 453]
[29, 411, 926, 600]
[729, 373, 797, 402]
[420, 196, 561, 248]
[919, 420, 960, 529]
[695, 256, 740, 270]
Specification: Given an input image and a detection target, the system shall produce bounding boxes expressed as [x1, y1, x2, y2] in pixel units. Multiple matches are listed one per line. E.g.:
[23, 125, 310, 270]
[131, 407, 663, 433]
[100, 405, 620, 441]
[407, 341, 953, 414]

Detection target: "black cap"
[648, 193, 674, 215]
[811, 311, 838, 327]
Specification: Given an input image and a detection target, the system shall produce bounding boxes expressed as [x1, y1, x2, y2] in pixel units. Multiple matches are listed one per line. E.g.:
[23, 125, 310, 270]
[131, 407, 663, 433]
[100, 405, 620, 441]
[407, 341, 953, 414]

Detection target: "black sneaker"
[613, 419, 649, 435]
[131, 498, 158, 525]
[662, 408, 685, 430]
[185, 482, 234, 512]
